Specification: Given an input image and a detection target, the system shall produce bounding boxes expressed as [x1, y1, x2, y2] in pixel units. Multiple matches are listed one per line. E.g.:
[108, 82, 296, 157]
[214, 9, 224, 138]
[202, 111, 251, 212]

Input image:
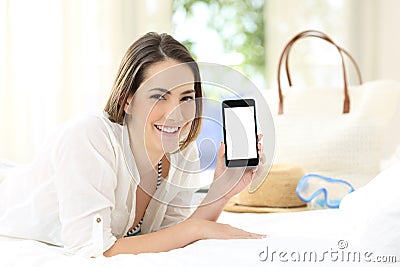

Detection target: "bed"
[1, 206, 396, 267]
[1, 162, 399, 267]
[0, 208, 338, 267]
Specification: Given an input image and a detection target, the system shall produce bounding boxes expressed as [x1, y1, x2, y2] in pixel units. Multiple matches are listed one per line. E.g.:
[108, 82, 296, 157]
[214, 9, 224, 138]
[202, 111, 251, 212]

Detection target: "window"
[173, 0, 265, 90]
[172, 0, 356, 171]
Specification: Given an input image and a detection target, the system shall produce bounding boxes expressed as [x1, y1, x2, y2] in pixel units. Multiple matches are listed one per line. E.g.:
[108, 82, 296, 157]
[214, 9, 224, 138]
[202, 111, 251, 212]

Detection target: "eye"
[150, 94, 166, 100]
[181, 96, 194, 102]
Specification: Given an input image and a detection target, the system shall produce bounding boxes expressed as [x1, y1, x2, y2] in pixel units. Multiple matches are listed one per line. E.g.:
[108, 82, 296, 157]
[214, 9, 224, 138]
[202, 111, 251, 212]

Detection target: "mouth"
[154, 124, 181, 135]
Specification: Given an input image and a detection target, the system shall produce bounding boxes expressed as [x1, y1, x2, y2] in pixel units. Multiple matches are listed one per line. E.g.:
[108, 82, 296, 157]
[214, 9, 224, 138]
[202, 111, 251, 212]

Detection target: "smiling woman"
[123, 60, 200, 174]
[0, 32, 266, 258]
[129, 77, 197, 155]
[104, 33, 203, 153]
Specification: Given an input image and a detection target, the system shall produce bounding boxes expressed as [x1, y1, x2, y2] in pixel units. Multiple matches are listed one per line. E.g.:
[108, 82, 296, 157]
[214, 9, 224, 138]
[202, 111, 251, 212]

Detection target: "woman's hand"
[190, 134, 268, 222]
[104, 217, 265, 256]
[188, 218, 265, 240]
[210, 134, 267, 201]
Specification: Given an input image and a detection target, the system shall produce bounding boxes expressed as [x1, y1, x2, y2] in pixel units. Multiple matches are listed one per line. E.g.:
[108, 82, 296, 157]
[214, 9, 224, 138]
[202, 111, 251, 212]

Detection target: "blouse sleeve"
[51, 116, 118, 257]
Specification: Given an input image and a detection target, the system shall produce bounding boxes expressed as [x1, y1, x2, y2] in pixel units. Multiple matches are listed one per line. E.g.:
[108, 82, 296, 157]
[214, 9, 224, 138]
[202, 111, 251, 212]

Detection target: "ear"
[123, 95, 133, 114]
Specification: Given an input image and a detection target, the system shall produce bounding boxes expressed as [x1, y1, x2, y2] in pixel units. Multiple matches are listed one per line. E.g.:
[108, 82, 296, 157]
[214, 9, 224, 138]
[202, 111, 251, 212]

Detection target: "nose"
[165, 101, 184, 122]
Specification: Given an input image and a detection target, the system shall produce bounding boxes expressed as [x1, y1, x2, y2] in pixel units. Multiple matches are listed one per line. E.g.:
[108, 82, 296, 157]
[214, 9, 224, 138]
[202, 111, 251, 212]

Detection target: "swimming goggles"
[296, 174, 355, 208]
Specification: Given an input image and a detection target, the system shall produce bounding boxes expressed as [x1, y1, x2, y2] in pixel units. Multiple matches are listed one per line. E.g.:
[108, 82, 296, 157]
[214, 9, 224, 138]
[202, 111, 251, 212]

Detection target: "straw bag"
[266, 30, 400, 189]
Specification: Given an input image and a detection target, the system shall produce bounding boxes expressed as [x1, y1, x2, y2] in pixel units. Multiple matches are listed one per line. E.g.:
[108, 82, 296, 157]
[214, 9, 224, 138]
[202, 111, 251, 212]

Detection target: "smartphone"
[222, 99, 259, 167]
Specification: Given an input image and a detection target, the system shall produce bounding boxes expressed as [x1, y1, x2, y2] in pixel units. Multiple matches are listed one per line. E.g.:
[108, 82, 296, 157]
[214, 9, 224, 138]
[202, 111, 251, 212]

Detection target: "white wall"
[134, 0, 173, 36]
[346, 0, 400, 81]
[375, 0, 400, 80]
[0, 0, 173, 163]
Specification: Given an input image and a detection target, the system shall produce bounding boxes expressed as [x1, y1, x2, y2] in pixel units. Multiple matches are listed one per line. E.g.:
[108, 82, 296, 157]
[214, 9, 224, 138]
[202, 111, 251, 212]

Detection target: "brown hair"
[104, 32, 202, 150]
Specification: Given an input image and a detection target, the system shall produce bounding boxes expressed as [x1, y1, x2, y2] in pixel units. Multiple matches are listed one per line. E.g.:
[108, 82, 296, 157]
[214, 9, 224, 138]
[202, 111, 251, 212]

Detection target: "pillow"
[339, 162, 400, 257]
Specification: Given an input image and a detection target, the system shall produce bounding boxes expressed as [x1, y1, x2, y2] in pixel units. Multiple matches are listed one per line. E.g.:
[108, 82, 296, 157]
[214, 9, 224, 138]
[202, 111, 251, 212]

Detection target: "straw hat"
[224, 164, 309, 213]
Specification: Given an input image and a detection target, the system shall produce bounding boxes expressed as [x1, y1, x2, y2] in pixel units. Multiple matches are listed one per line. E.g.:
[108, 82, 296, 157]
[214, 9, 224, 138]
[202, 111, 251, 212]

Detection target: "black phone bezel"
[222, 99, 259, 168]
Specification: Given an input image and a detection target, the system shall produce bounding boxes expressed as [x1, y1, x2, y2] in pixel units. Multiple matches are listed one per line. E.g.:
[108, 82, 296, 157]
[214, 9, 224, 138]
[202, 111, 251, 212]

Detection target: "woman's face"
[126, 59, 197, 157]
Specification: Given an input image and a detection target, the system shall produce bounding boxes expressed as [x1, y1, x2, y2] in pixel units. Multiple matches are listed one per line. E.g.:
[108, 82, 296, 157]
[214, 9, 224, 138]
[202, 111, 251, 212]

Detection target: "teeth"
[155, 125, 179, 133]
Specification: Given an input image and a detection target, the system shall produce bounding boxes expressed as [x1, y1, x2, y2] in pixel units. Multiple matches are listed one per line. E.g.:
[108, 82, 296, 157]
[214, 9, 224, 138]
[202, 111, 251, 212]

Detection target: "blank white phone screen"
[225, 106, 257, 160]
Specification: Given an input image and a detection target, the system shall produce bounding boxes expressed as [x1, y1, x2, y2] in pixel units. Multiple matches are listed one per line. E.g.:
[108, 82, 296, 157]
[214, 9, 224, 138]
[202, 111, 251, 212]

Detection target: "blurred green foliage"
[173, 0, 265, 81]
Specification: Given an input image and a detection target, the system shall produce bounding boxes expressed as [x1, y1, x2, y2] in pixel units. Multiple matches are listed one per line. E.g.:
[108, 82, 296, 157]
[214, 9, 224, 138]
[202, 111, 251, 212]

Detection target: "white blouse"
[0, 112, 201, 257]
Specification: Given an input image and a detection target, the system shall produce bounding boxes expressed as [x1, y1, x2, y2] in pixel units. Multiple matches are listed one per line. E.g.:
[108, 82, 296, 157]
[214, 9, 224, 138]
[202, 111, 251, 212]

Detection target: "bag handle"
[277, 30, 363, 115]
[283, 31, 362, 89]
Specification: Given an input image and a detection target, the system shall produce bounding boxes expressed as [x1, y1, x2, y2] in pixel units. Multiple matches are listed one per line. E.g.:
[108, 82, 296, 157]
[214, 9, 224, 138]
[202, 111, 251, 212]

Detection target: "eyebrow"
[149, 88, 196, 95]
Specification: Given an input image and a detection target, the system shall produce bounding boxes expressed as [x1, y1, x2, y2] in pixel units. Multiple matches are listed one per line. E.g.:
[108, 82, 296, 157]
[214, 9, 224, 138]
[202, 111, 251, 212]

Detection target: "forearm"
[104, 210, 265, 257]
[190, 186, 230, 221]
[103, 219, 201, 257]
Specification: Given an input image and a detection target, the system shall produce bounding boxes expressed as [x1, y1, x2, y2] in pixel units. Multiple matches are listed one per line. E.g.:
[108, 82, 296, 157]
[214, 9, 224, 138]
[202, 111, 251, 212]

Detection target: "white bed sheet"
[2, 209, 393, 267]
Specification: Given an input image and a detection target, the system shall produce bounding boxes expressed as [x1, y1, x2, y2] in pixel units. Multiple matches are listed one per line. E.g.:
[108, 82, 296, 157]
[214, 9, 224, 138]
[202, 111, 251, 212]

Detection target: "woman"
[0, 32, 265, 257]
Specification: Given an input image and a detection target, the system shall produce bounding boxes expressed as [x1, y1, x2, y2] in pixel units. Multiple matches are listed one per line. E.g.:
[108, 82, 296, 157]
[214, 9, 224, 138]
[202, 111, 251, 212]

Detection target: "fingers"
[197, 219, 267, 240]
[218, 141, 225, 159]
[257, 134, 266, 165]
[258, 133, 263, 142]
[257, 133, 263, 155]
[214, 142, 226, 170]
[259, 152, 266, 165]
[222, 224, 266, 240]
[238, 231, 267, 239]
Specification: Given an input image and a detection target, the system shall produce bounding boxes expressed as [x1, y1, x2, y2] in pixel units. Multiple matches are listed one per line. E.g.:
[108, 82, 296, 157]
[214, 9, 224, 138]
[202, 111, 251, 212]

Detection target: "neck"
[130, 137, 162, 176]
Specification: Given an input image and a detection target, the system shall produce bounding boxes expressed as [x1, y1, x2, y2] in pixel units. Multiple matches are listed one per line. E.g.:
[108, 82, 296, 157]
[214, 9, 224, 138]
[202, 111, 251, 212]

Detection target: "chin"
[160, 141, 181, 154]
[157, 130, 190, 154]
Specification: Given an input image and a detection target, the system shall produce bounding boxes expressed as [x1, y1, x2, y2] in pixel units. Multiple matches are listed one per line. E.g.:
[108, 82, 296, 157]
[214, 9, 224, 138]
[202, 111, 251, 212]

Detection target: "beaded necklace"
[125, 160, 162, 237]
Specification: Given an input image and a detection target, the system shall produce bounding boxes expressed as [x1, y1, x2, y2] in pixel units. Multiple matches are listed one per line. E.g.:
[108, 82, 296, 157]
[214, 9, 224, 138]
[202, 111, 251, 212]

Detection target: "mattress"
[2, 208, 390, 267]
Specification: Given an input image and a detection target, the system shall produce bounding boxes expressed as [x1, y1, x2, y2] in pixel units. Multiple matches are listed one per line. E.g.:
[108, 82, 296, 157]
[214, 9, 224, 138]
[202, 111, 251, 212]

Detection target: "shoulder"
[53, 111, 122, 159]
[62, 111, 112, 134]
[60, 111, 119, 141]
